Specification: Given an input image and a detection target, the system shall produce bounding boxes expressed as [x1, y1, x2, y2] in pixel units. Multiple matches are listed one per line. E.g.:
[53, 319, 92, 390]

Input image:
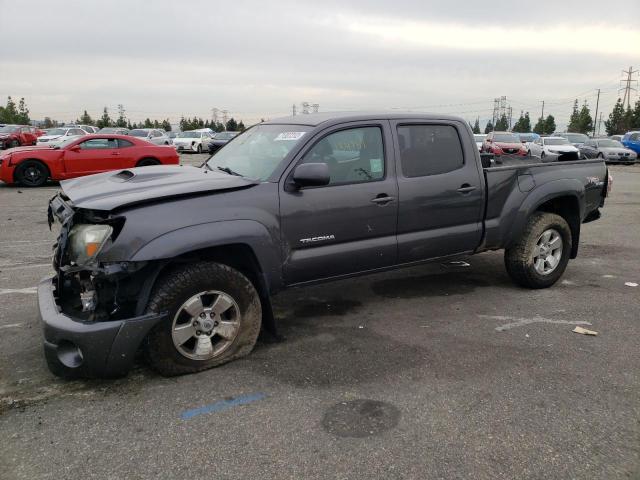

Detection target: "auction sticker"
[274, 132, 306, 141]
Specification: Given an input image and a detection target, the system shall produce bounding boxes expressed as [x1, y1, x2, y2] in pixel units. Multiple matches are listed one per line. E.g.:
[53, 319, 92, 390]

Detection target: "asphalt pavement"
[0, 157, 638, 479]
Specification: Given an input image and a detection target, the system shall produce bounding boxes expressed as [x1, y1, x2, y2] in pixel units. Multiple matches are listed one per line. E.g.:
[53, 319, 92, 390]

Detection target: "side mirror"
[70, 145, 81, 152]
[291, 163, 330, 189]
[480, 153, 494, 168]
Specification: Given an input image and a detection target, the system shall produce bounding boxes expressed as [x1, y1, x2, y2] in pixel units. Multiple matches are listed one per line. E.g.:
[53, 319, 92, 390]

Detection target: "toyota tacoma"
[40, 112, 611, 378]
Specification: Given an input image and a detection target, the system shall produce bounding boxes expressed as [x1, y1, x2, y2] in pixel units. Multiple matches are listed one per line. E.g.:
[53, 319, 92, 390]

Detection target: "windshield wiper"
[216, 166, 242, 176]
[201, 161, 213, 171]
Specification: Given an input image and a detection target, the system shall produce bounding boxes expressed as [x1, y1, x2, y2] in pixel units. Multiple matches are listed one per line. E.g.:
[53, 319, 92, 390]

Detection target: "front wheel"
[504, 212, 572, 289]
[14, 160, 49, 187]
[144, 262, 262, 376]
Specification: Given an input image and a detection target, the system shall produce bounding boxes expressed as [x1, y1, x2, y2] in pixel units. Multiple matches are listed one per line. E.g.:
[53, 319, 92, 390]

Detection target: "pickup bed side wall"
[483, 172, 586, 251]
[129, 219, 283, 291]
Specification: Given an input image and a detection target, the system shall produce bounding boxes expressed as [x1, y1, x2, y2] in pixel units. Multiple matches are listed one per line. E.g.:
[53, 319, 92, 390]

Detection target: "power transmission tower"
[211, 108, 219, 124]
[222, 110, 229, 126]
[311, 103, 319, 113]
[619, 66, 638, 109]
[292, 104, 296, 116]
[301, 102, 310, 114]
[507, 106, 513, 129]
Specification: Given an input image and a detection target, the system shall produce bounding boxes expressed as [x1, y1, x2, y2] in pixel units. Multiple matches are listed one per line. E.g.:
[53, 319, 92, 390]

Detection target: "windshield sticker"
[274, 132, 306, 141]
[370, 158, 383, 173]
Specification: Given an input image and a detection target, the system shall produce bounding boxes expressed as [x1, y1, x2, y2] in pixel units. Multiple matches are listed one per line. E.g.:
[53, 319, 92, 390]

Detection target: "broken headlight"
[68, 224, 113, 266]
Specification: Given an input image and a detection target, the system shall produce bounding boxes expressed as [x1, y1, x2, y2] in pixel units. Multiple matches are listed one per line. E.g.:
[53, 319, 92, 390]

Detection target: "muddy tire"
[504, 212, 572, 289]
[14, 160, 49, 187]
[144, 262, 261, 376]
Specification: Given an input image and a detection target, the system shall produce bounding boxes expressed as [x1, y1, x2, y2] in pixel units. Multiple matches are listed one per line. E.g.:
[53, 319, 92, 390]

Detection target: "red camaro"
[0, 134, 180, 187]
[0, 124, 43, 149]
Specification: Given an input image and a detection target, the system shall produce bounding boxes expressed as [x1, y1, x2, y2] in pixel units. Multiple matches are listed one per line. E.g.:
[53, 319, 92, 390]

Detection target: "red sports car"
[0, 134, 180, 187]
[0, 124, 43, 149]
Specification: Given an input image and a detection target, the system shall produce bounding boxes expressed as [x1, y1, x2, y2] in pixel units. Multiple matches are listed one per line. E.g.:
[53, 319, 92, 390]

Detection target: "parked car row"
[476, 129, 638, 164]
[0, 125, 44, 148]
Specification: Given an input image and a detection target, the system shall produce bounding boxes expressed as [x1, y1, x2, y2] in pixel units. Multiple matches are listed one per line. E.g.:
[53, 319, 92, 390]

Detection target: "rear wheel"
[144, 262, 262, 376]
[504, 212, 572, 289]
[14, 160, 49, 187]
[197, 144, 202, 154]
[136, 157, 160, 167]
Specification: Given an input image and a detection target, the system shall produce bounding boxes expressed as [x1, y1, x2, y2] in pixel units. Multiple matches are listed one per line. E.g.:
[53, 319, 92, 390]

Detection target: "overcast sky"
[1, 0, 638, 129]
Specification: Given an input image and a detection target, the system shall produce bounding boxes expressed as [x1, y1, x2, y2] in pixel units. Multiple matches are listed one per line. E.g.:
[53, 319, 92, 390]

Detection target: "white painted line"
[0, 323, 23, 330]
[625, 282, 638, 287]
[0, 263, 53, 271]
[0, 287, 37, 295]
[478, 314, 592, 332]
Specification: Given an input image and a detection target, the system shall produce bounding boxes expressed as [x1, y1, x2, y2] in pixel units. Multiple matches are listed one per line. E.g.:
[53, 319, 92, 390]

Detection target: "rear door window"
[397, 125, 464, 177]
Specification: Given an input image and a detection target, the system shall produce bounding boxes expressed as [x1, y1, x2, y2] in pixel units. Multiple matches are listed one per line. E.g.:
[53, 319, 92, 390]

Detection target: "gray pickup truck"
[42, 112, 610, 378]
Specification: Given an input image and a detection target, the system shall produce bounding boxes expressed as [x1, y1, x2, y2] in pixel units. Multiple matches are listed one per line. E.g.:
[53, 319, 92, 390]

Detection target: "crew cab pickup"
[41, 112, 610, 378]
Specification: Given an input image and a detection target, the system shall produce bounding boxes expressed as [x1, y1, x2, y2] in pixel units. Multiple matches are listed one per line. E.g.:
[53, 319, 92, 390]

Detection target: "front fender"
[129, 219, 283, 290]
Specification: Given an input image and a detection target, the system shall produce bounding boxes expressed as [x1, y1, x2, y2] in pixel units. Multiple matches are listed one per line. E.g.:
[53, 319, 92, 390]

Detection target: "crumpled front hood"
[2, 145, 52, 154]
[61, 165, 259, 211]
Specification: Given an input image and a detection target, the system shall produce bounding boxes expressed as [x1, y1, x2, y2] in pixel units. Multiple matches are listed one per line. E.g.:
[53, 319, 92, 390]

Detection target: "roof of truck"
[263, 111, 464, 127]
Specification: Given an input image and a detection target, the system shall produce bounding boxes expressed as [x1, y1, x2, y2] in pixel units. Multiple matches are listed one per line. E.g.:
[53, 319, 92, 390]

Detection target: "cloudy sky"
[1, 0, 638, 129]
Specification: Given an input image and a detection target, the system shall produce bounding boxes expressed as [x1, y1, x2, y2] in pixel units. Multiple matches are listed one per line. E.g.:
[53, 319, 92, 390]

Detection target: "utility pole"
[222, 110, 229, 127]
[540, 100, 545, 134]
[211, 108, 219, 125]
[619, 66, 638, 109]
[292, 104, 296, 116]
[597, 112, 603, 136]
[592, 89, 600, 137]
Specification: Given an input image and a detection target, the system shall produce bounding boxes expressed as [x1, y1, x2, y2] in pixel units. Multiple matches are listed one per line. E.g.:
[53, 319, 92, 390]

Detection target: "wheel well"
[535, 196, 581, 258]
[136, 157, 160, 166]
[138, 243, 276, 334]
[13, 158, 50, 182]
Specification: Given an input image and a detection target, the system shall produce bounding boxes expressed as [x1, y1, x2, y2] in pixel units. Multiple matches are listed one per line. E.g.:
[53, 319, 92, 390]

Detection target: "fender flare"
[503, 179, 585, 251]
[129, 219, 283, 291]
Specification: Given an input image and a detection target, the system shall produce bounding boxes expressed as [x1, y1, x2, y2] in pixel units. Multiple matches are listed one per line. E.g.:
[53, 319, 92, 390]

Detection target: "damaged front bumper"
[39, 276, 166, 378]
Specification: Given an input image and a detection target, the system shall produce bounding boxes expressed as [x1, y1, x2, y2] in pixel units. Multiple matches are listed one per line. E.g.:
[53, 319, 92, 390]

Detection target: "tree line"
[471, 97, 640, 136]
[3, 95, 639, 136]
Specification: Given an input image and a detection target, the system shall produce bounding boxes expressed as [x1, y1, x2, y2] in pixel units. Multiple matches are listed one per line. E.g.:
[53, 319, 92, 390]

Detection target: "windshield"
[564, 133, 588, 143]
[494, 133, 520, 143]
[57, 137, 81, 149]
[46, 128, 66, 136]
[130, 129, 148, 137]
[544, 138, 570, 146]
[177, 131, 200, 138]
[205, 124, 312, 180]
[215, 132, 237, 140]
[518, 133, 536, 142]
[598, 139, 623, 148]
[0, 125, 19, 133]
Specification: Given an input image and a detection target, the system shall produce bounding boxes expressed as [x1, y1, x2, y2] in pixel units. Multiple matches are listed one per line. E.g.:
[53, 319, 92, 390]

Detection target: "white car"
[527, 136, 581, 160]
[473, 134, 486, 152]
[172, 130, 213, 153]
[36, 127, 88, 147]
[129, 128, 173, 145]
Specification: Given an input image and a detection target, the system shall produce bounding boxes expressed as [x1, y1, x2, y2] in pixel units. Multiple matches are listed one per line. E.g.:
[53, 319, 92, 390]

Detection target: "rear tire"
[136, 157, 160, 167]
[504, 212, 572, 289]
[197, 144, 202, 154]
[14, 160, 49, 187]
[144, 262, 262, 376]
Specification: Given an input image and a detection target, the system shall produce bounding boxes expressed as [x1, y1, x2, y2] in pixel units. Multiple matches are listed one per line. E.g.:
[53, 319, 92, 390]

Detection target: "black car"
[41, 112, 609, 378]
[208, 131, 239, 154]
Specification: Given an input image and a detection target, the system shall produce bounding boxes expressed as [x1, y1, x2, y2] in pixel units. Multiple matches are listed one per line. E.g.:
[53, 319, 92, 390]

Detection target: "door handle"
[457, 184, 476, 193]
[370, 194, 395, 205]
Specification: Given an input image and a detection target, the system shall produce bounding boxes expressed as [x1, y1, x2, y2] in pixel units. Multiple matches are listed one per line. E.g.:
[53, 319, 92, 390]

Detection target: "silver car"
[129, 128, 172, 145]
[580, 138, 637, 164]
